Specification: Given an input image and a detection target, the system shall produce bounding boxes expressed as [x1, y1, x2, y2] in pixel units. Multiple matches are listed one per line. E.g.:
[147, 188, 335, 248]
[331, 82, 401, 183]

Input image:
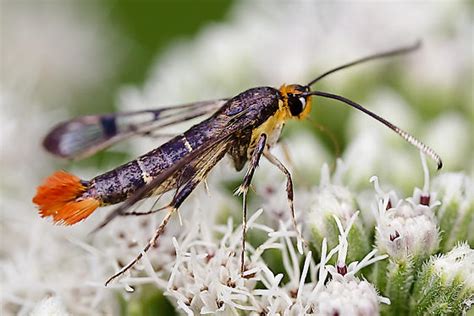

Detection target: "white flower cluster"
[371, 157, 441, 263]
[30, 297, 70, 316]
[431, 243, 473, 288]
[127, 209, 389, 315]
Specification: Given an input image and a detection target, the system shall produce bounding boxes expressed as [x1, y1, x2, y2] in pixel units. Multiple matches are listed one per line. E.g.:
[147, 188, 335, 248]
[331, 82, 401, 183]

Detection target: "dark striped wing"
[43, 99, 228, 160]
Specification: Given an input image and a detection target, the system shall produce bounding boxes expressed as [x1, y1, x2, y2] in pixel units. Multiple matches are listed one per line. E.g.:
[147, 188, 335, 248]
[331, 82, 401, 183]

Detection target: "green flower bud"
[308, 164, 371, 263]
[412, 243, 473, 315]
[432, 173, 474, 252]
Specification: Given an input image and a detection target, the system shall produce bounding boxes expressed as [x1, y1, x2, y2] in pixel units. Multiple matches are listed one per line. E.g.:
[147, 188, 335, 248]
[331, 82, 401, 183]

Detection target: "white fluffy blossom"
[309, 163, 358, 231]
[30, 297, 70, 316]
[313, 213, 389, 316]
[372, 161, 440, 262]
[374, 198, 440, 261]
[104, 203, 389, 315]
[317, 280, 384, 316]
[431, 243, 474, 288]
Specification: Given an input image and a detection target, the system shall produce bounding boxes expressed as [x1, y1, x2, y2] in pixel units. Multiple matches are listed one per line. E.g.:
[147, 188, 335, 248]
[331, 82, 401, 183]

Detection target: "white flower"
[374, 196, 440, 261]
[432, 243, 473, 288]
[145, 209, 267, 315]
[254, 212, 388, 315]
[326, 214, 388, 281]
[316, 280, 384, 316]
[308, 162, 371, 263]
[372, 154, 440, 262]
[370, 175, 401, 212]
[314, 213, 389, 316]
[308, 163, 358, 233]
[30, 297, 70, 316]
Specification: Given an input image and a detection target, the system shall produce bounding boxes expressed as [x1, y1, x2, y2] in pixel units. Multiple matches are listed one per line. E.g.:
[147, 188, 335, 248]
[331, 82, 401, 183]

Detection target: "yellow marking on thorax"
[248, 84, 312, 157]
[249, 100, 290, 153]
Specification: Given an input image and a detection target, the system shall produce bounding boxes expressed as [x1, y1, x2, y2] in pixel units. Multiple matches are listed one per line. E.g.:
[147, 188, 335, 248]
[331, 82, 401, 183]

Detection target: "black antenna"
[306, 41, 421, 87]
[303, 90, 443, 169]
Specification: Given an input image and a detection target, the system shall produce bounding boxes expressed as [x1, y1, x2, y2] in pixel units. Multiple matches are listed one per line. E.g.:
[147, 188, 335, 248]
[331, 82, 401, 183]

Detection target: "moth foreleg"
[236, 133, 267, 275]
[263, 149, 307, 249]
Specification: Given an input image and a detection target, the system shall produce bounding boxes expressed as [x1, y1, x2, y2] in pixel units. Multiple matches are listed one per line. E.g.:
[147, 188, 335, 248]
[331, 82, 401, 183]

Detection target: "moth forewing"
[43, 99, 228, 159]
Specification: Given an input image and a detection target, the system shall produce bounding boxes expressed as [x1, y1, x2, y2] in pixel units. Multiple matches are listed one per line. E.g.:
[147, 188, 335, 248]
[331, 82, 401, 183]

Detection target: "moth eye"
[288, 94, 306, 116]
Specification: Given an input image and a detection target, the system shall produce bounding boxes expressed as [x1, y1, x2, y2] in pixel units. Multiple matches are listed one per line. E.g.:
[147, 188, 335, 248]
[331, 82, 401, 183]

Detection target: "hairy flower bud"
[309, 163, 371, 263]
[432, 173, 474, 252]
[412, 243, 474, 315]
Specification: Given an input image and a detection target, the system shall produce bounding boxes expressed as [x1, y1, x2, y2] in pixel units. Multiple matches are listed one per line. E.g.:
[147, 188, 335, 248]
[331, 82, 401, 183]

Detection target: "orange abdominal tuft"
[33, 170, 100, 225]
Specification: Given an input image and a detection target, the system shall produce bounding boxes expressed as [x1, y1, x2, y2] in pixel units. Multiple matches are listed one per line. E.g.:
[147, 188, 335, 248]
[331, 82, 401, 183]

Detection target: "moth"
[33, 41, 442, 285]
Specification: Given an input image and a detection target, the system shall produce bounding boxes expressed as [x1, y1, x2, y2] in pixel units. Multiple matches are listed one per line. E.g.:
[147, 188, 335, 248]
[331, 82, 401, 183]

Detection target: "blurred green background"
[74, 0, 233, 115]
[2, 0, 471, 176]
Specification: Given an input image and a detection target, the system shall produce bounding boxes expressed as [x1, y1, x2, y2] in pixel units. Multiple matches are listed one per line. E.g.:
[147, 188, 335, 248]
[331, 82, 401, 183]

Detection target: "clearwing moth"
[33, 41, 442, 285]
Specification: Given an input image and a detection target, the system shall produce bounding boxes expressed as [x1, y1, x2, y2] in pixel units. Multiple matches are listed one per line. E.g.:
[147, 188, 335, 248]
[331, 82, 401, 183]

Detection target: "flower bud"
[308, 163, 370, 263]
[432, 173, 474, 252]
[412, 243, 474, 315]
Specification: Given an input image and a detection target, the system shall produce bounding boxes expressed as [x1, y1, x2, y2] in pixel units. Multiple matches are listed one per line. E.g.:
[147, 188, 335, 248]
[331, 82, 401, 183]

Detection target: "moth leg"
[280, 142, 296, 172]
[105, 179, 200, 286]
[235, 133, 267, 275]
[105, 206, 175, 286]
[120, 194, 168, 217]
[120, 167, 191, 217]
[263, 149, 308, 248]
[120, 206, 167, 216]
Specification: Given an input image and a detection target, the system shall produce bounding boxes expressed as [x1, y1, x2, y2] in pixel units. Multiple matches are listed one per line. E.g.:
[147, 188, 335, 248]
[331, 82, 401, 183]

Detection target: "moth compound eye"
[288, 94, 304, 116]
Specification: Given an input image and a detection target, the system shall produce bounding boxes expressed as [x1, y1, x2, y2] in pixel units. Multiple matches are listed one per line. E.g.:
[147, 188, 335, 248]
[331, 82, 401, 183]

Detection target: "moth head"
[279, 84, 312, 120]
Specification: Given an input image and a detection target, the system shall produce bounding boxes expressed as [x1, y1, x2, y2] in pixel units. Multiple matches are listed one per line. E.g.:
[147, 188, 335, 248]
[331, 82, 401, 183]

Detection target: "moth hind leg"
[119, 194, 167, 217]
[120, 177, 189, 217]
[119, 206, 167, 216]
[105, 179, 200, 286]
[105, 206, 176, 286]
